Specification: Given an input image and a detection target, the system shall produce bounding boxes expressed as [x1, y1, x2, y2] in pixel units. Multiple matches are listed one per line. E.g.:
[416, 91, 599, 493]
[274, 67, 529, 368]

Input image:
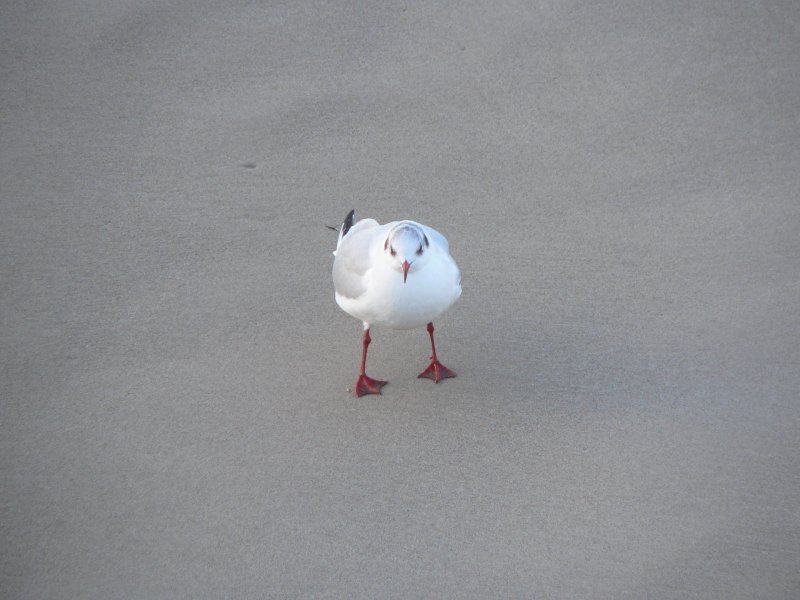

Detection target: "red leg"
[418, 322, 456, 383]
[354, 328, 387, 397]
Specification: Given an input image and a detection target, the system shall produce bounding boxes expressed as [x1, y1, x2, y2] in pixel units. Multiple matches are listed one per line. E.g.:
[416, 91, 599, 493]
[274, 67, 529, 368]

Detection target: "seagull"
[332, 209, 462, 397]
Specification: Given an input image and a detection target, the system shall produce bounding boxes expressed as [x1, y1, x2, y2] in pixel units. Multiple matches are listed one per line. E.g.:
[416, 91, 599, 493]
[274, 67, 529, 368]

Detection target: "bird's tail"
[333, 209, 356, 256]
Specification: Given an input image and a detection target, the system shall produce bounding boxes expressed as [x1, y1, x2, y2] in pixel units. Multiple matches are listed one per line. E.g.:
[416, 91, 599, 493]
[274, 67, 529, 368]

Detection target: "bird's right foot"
[354, 374, 388, 397]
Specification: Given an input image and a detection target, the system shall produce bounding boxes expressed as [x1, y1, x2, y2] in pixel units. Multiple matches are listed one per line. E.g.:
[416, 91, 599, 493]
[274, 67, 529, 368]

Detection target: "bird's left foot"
[418, 360, 456, 383]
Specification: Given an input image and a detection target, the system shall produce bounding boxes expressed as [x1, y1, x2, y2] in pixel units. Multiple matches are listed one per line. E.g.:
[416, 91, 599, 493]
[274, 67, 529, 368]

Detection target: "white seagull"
[332, 209, 462, 397]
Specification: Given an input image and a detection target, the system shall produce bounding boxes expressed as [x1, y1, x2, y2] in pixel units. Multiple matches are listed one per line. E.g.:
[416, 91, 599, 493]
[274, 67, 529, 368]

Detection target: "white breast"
[335, 248, 461, 329]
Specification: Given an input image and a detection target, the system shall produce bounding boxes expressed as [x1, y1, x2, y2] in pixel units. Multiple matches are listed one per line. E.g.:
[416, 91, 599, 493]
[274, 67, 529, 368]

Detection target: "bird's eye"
[416, 245, 423, 256]
[390, 247, 396, 257]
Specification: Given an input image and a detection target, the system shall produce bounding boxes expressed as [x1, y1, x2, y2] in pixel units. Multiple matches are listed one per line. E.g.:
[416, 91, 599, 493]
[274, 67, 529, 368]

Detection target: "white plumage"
[332, 210, 461, 396]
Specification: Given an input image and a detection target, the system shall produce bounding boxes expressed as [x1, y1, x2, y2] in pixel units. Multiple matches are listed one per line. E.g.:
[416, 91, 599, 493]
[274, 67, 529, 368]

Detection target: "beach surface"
[2, 1, 799, 597]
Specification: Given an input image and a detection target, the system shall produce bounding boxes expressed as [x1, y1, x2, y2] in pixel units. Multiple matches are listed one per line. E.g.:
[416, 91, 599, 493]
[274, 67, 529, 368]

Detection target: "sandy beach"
[2, 1, 799, 597]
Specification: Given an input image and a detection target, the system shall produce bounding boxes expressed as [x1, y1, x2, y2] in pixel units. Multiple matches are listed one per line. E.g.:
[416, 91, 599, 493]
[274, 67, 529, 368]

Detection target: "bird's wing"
[332, 218, 381, 300]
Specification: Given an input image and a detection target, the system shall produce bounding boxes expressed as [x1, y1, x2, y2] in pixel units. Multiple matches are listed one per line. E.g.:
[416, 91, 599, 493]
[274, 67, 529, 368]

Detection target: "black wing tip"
[341, 209, 356, 237]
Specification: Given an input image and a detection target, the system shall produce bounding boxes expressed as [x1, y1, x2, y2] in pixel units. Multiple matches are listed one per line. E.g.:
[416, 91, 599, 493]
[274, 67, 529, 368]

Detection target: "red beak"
[402, 260, 410, 283]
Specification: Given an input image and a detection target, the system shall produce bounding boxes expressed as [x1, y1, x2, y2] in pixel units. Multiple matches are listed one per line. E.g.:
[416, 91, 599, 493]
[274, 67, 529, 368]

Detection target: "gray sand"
[2, 1, 799, 598]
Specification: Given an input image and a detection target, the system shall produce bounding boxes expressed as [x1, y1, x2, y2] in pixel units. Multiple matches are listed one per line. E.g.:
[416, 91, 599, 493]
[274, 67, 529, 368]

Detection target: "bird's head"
[384, 223, 430, 283]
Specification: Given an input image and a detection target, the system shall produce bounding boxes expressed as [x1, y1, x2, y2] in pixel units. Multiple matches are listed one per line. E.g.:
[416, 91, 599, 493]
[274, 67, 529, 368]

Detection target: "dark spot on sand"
[242, 163, 257, 169]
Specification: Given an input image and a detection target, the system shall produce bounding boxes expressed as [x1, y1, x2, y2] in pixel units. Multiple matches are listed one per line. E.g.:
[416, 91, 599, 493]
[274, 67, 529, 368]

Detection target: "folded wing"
[332, 217, 380, 300]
